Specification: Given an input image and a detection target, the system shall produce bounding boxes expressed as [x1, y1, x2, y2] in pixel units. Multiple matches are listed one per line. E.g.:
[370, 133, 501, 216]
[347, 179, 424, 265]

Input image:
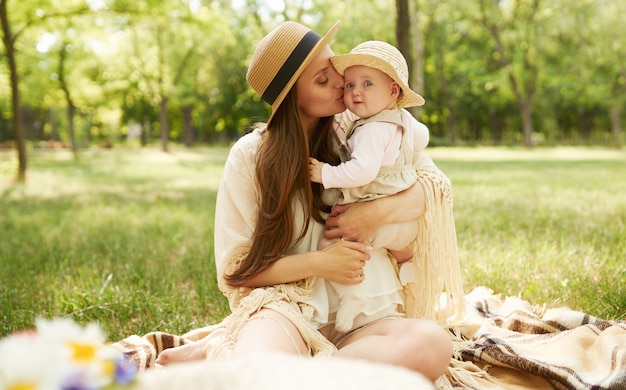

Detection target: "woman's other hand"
[324, 203, 378, 243]
[324, 182, 426, 242]
[314, 240, 371, 285]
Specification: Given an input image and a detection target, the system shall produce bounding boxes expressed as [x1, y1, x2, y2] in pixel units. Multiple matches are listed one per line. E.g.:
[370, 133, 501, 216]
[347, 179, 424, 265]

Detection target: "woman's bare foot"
[156, 329, 225, 366]
[155, 339, 208, 365]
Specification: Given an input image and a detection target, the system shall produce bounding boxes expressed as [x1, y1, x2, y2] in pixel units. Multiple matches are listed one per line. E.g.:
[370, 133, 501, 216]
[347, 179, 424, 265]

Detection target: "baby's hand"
[308, 157, 324, 184]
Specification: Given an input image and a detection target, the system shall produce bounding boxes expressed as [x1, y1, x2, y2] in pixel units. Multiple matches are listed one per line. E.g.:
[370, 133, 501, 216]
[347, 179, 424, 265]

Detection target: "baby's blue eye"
[365, 81, 373, 87]
[346, 82, 354, 89]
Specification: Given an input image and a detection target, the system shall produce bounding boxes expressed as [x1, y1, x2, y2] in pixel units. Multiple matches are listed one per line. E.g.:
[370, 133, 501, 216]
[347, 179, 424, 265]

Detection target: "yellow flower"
[0, 318, 135, 390]
[69, 341, 97, 362]
[6, 383, 37, 390]
[102, 358, 116, 376]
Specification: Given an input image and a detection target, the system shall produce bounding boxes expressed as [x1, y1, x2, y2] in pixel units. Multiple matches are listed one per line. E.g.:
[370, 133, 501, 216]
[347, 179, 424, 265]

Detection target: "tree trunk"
[49, 108, 59, 141]
[520, 97, 534, 147]
[0, 110, 6, 143]
[490, 110, 502, 144]
[182, 105, 194, 147]
[58, 42, 78, 154]
[432, 13, 455, 144]
[395, 0, 411, 64]
[480, 1, 537, 148]
[609, 104, 622, 149]
[410, 1, 425, 119]
[140, 122, 148, 146]
[67, 103, 77, 153]
[159, 97, 169, 152]
[395, 0, 418, 117]
[411, 0, 424, 97]
[1, 0, 26, 182]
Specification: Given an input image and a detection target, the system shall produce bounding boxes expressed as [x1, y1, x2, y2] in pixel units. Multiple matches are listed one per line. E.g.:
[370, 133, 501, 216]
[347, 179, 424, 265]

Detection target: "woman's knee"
[234, 309, 308, 356]
[397, 319, 453, 380]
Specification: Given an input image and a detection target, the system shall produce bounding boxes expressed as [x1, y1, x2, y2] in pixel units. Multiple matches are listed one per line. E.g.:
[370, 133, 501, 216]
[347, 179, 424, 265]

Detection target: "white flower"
[0, 330, 67, 390]
[36, 317, 107, 348]
[37, 318, 119, 388]
[0, 318, 136, 390]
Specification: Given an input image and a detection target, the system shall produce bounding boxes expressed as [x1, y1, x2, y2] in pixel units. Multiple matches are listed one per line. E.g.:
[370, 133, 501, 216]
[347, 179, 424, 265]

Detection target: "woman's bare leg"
[216, 309, 308, 359]
[156, 309, 308, 365]
[335, 317, 452, 382]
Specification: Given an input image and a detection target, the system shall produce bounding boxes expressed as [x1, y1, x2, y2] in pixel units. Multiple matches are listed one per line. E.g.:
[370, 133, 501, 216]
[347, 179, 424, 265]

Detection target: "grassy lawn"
[1, 145, 625, 341]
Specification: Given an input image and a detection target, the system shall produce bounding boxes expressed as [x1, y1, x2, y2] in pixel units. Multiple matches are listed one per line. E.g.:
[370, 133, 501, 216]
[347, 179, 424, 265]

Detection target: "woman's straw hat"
[246, 21, 341, 125]
[331, 40, 425, 108]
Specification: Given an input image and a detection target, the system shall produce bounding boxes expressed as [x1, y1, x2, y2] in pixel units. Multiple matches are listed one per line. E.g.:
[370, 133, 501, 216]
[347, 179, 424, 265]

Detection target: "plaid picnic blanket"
[443, 287, 626, 389]
[112, 287, 626, 389]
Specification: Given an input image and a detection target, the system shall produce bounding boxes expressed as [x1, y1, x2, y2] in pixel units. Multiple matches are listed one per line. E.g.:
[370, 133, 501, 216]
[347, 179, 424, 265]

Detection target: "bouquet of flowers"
[0, 318, 137, 390]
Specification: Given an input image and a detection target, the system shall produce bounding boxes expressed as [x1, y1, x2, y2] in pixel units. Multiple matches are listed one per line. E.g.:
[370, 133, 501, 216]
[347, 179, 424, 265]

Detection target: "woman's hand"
[314, 240, 371, 285]
[324, 182, 427, 243]
[243, 239, 370, 288]
[324, 203, 378, 243]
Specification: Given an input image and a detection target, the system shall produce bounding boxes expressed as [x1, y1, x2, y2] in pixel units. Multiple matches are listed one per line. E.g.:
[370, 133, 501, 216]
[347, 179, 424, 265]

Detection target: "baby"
[309, 40, 429, 331]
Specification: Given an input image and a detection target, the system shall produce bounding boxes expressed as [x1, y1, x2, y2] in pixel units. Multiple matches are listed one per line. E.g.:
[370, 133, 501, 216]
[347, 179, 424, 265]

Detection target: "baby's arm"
[309, 157, 324, 184]
[322, 124, 389, 189]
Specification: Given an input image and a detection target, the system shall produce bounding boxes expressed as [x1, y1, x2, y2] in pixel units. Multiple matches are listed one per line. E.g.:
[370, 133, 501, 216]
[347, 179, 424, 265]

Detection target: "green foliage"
[1, 0, 625, 149]
[1, 146, 625, 341]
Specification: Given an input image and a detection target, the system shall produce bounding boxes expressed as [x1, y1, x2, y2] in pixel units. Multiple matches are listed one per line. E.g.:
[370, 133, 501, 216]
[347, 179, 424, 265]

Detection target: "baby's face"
[342, 65, 399, 119]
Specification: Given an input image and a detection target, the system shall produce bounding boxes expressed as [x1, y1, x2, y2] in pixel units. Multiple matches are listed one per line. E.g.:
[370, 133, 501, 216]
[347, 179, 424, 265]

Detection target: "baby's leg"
[317, 236, 339, 250]
[388, 243, 416, 263]
[333, 283, 366, 332]
[369, 220, 418, 262]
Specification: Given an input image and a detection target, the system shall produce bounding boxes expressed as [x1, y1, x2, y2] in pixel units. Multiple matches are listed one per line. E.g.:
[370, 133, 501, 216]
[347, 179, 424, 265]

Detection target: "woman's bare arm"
[241, 240, 371, 288]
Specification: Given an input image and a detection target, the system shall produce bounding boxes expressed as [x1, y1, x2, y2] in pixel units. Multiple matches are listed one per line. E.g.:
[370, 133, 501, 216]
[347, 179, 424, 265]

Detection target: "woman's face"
[296, 46, 345, 131]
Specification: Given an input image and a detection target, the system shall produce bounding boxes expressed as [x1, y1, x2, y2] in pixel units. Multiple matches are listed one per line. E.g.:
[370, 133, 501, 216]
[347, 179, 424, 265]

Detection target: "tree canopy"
[1, 0, 624, 180]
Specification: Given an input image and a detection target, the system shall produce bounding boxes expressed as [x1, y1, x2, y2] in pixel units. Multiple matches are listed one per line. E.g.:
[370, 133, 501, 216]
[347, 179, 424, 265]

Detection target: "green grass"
[1, 145, 625, 342]
[0, 146, 231, 340]
[430, 147, 626, 318]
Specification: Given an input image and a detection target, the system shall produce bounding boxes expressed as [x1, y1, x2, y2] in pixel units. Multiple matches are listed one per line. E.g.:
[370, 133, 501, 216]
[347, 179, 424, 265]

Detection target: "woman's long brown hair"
[224, 86, 340, 286]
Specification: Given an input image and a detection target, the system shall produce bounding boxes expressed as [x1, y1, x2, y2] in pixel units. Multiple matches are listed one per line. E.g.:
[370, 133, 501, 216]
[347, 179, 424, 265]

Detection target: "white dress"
[213, 127, 404, 351]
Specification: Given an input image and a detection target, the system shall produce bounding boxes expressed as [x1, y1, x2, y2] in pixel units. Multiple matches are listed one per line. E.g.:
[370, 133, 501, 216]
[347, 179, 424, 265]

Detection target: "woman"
[157, 20, 461, 383]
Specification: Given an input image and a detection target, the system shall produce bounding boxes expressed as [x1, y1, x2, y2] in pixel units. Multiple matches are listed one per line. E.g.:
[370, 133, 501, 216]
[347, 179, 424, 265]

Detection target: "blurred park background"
[1, 0, 625, 339]
[1, 0, 625, 182]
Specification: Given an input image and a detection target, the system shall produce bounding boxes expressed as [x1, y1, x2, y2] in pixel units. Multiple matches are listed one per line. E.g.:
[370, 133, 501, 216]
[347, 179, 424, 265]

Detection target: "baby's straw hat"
[246, 21, 341, 126]
[331, 40, 425, 107]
